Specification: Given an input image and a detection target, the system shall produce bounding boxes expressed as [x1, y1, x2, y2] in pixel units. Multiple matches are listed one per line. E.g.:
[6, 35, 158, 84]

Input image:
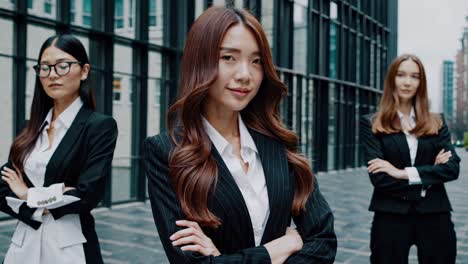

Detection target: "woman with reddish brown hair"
[144, 6, 336, 263]
[361, 54, 460, 264]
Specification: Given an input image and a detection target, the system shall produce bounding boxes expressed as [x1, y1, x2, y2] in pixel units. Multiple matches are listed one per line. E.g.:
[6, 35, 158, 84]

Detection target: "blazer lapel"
[44, 107, 92, 186]
[210, 144, 256, 245]
[413, 136, 426, 166]
[249, 130, 289, 245]
[391, 132, 412, 167]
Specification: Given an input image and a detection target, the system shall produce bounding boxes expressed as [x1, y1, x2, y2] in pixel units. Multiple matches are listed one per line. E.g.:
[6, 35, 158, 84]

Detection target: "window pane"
[0, 18, 13, 54]
[28, 0, 56, 20]
[0, 57, 12, 220]
[195, 0, 204, 18]
[329, 22, 338, 78]
[0, 0, 15, 10]
[147, 51, 162, 136]
[115, 0, 136, 39]
[112, 44, 134, 203]
[0, 57, 13, 164]
[70, 0, 75, 23]
[69, 0, 92, 27]
[213, 0, 225, 6]
[149, 0, 164, 45]
[26, 26, 55, 119]
[327, 83, 336, 170]
[261, 0, 274, 50]
[293, 2, 307, 73]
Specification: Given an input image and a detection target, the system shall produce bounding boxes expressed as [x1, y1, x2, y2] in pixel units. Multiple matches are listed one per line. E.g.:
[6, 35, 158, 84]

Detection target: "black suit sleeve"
[286, 178, 337, 263]
[0, 161, 42, 229]
[144, 135, 271, 264]
[415, 116, 460, 185]
[360, 116, 417, 200]
[49, 116, 118, 220]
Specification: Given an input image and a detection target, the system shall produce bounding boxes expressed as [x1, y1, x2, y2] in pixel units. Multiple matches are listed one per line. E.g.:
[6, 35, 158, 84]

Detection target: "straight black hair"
[10, 34, 95, 172]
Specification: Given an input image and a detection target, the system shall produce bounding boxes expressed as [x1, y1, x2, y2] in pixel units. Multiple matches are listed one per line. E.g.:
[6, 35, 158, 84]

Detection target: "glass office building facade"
[0, 0, 397, 211]
[442, 60, 454, 128]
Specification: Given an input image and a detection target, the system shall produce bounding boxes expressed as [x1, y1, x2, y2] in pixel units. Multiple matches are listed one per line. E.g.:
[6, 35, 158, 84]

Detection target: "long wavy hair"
[372, 54, 441, 137]
[10, 34, 95, 173]
[167, 7, 314, 228]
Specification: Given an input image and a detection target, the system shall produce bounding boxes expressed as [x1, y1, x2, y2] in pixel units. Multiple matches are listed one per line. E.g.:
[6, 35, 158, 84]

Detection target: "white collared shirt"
[398, 108, 425, 196]
[4, 96, 86, 264]
[202, 115, 270, 246]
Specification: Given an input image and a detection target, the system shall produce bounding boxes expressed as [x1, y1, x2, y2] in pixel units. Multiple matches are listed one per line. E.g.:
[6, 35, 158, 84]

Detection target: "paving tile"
[0, 148, 466, 263]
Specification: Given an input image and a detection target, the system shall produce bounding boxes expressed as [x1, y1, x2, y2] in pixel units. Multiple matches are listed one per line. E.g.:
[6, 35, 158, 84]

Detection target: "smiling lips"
[227, 87, 251, 96]
[48, 83, 62, 88]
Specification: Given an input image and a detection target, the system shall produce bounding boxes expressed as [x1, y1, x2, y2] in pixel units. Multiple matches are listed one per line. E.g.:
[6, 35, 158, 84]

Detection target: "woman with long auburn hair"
[361, 54, 460, 264]
[0, 34, 118, 263]
[144, 6, 337, 263]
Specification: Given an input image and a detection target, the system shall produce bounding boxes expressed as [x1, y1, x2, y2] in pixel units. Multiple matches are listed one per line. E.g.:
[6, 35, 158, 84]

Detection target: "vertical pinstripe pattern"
[144, 130, 337, 263]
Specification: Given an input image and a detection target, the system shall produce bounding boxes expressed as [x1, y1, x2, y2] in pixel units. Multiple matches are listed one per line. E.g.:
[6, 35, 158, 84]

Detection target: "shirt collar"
[39, 109, 54, 132]
[202, 114, 258, 155]
[39, 97, 83, 131]
[238, 115, 258, 154]
[397, 107, 416, 121]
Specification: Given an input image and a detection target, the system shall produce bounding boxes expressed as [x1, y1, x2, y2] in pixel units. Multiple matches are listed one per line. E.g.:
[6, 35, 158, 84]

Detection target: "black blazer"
[360, 113, 461, 214]
[0, 106, 118, 264]
[144, 130, 337, 263]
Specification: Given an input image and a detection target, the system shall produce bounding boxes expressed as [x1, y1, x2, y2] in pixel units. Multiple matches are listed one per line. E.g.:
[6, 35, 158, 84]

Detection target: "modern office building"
[442, 60, 454, 128]
[0, 0, 398, 211]
[454, 16, 468, 141]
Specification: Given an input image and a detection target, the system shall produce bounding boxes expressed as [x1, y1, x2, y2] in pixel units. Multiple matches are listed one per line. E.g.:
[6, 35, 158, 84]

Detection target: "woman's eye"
[253, 58, 262, 65]
[221, 55, 234, 61]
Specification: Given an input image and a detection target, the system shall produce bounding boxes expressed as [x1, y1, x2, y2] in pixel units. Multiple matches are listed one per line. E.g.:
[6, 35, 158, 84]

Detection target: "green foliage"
[464, 132, 468, 150]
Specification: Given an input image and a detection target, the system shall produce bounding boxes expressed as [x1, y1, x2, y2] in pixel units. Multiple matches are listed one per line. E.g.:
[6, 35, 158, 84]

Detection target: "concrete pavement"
[0, 148, 466, 263]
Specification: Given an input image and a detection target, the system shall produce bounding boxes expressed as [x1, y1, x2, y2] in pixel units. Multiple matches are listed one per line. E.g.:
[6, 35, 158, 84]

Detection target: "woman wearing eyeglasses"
[0, 34, 118, 264]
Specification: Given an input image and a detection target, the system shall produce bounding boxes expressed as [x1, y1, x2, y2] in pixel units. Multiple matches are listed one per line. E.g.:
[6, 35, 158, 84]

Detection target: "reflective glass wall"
[0, 0, 397, 218]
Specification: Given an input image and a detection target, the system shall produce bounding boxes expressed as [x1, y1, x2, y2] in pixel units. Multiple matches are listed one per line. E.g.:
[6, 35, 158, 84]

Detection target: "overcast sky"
[398, 0, 467, 112]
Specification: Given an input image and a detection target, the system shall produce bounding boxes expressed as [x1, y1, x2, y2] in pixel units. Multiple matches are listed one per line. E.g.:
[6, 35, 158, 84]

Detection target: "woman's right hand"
[264, 227, 303, 264]
[170, 220, 221, 257]
[434, 149, 452, 165]
[284, 227, 303, 252]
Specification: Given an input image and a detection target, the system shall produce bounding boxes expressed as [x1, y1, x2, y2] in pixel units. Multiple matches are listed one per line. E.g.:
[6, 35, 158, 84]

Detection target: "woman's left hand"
[170, 220, 221, 257]
[368, 158, 408, 180]
[1, 167, 29, 200]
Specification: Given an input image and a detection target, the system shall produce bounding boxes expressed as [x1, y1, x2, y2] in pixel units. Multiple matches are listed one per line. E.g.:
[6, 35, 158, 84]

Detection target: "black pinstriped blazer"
[143, 129, 337, 263]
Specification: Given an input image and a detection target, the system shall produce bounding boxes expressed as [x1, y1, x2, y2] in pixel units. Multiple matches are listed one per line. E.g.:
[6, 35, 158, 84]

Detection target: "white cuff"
[27, 183, 65, 208]
[5, 196, 25, 214]
[405, 167, 422, 185]
[31, 208, 45, 222]
[47, 195, 81, 209]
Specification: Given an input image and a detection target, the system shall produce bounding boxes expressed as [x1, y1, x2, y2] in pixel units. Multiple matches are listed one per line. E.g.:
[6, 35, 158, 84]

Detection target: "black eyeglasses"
[33, 61, 82, 77]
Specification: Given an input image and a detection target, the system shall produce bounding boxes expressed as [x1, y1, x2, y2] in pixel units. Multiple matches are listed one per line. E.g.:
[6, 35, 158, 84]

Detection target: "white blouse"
[398, 108, 426, 197]
[4, 97, 86, 264]
[202, 115, 270, 246]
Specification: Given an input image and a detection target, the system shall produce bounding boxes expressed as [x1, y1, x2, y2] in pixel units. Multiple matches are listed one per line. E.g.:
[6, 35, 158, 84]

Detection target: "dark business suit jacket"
[0, 106, 118, 264]
[144, 130, 337, 264]
[360, 113, 460, 214]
